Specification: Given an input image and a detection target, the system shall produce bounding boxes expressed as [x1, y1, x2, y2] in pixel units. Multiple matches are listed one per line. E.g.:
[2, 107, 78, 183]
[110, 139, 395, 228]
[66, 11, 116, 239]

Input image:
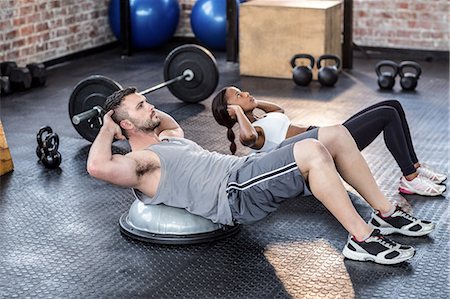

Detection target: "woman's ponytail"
[212, 88, 238, 155]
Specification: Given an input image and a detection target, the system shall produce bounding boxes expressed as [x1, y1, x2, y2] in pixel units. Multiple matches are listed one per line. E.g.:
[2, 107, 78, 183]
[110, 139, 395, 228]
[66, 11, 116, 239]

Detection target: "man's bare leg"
[317, 125, 392, 214]
[292, 139, 372, 240]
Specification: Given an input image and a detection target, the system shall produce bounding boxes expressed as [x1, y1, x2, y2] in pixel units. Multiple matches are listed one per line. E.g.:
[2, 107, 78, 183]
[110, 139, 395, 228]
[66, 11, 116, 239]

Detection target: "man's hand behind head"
[103, 110, 126, 140]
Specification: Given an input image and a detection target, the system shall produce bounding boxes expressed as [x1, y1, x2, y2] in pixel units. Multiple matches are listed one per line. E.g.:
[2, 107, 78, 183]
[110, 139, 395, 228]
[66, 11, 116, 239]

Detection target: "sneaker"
[417, 164, 447, 184]
[342, 229, 415, 265]
[369, 205, 435, 236]
[399, 176, 445, 196]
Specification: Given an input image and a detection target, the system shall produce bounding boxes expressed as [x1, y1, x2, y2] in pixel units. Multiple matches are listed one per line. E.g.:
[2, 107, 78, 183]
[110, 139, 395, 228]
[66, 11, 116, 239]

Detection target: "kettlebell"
[290, 54, 315, 86]
[40, 133, 62, 169]
[36, 126, 53, 159]
[317, 54, 341, 87]
[398, 61, 421, 91]
[375, 60, 398, 90]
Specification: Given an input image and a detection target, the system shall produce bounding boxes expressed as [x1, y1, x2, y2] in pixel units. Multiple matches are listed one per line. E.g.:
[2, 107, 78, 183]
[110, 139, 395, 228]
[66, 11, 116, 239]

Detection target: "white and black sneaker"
[342, 229, 415, 265]
[369, 205, 435, 237]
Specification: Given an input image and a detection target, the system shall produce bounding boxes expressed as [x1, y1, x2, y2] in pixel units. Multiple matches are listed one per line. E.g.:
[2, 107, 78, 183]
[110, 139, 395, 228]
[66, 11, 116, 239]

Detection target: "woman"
[212, 86, 446, 197]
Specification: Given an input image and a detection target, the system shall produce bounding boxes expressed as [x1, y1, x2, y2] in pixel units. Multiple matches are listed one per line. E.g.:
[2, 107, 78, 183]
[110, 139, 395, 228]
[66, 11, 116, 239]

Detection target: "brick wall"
[0, 0, 115, 67]
[353, 0, 449, 51]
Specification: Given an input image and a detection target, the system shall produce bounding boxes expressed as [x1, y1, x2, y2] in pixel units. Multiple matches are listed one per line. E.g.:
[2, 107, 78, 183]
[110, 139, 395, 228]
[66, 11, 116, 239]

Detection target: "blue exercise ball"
[190, 0, 240, 51]
[109, 0, 180, 49]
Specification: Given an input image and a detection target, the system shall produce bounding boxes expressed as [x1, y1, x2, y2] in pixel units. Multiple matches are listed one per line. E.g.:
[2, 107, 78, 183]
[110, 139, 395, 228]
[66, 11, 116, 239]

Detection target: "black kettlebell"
[36, 126, 53, 159]
[375, 60, 398, 90]
[398, 61, 421, 91]
[40, 133, 62, 169]
[317, 54, 341, 87]
[290, 54, 315, 86]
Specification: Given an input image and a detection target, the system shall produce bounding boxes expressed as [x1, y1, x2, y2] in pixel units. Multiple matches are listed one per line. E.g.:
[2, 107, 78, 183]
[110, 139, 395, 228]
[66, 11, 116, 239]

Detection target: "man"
[87, 87, 435, 265]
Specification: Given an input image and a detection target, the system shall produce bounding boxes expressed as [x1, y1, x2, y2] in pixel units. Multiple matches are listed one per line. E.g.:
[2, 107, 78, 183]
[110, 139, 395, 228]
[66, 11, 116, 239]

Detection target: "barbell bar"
[68, 44, 219, 142]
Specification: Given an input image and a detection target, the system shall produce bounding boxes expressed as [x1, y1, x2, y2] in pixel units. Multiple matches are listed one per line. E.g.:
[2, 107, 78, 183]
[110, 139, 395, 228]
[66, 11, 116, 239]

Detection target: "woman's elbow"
[240, 133, 257, 147]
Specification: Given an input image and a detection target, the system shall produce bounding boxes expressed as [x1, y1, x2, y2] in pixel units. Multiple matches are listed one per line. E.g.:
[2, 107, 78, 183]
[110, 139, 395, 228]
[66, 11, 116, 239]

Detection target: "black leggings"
[342, 100, 419, 176]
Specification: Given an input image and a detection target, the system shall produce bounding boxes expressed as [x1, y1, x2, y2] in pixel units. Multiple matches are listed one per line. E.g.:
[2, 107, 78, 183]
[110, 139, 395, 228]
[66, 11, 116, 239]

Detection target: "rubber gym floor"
[1, 43, 448, 298]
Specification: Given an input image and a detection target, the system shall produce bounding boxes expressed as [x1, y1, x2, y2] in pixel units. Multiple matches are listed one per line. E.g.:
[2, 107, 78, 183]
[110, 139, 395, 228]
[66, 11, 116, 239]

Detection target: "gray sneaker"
[369, 205, 435, 236]
[342, 229, 415, 265]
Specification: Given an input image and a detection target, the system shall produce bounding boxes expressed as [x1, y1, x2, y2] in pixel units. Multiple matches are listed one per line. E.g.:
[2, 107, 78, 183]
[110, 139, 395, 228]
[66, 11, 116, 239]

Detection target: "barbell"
[69, 44, 219, 142]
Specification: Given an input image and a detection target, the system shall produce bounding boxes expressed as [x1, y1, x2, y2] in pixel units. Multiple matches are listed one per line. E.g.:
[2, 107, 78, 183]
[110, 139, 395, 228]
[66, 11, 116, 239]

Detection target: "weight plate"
[68, 75, 122, 142]
[163, 44, 219, 103]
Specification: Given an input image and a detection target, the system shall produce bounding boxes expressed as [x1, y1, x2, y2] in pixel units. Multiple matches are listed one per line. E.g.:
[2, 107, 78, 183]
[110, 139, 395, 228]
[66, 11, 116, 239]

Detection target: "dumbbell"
[26, 63, 47, 87]
[0, 76, 12, 95]
[1, 61, 32, 91]
[0, 61, 47, 91]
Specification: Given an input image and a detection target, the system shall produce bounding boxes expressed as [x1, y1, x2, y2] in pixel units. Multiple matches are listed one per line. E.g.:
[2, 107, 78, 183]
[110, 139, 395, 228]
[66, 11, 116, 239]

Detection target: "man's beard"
[134, 117, 161, 133]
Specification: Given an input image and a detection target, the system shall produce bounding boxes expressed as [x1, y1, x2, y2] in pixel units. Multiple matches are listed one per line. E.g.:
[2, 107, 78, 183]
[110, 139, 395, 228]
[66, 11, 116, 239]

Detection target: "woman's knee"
[381, 99, 404, 114]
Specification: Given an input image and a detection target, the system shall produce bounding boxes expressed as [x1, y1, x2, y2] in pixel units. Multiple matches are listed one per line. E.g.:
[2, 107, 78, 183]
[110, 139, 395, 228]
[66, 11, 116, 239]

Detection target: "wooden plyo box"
[239, 0, 342, 79]
[0, 120, 14, 176]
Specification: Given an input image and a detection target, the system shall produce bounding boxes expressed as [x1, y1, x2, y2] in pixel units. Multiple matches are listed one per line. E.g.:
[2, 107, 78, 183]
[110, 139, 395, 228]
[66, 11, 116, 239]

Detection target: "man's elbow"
[87, 161, 104, 179]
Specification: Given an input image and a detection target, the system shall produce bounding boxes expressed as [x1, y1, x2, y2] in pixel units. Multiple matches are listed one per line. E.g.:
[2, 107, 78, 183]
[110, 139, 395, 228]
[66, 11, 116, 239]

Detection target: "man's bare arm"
[154, 109, 184, 138]
[87, 111, 140, 187]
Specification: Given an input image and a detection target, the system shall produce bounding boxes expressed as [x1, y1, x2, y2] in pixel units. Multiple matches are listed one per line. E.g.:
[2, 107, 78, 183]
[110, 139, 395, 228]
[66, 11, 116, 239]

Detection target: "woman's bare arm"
[256, 100, 284, 114]
[229, 105, 265, 148]
[154, 109, 184, 138]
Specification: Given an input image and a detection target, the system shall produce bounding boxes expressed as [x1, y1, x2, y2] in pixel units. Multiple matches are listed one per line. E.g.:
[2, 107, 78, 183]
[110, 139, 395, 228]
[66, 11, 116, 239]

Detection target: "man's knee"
[293, 139, 332, 166]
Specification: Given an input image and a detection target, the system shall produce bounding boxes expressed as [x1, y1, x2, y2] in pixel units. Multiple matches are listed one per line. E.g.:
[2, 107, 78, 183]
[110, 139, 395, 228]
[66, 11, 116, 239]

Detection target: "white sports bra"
[251, 112, 291, 152]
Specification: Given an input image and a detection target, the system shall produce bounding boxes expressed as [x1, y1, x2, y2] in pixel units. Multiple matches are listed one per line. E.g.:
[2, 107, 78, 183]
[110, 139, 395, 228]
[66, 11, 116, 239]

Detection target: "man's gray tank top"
[132, 137, 246, 225]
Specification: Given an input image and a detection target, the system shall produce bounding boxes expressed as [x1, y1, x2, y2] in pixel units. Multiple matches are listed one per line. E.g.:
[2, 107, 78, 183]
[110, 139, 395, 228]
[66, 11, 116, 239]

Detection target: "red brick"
[7, 50, 20, 60]
[12, 39, 26, 48]
[6, 29, 18, 39]
[51, 1, 61, 8]
[65, 16, 76, 25]
[69, 25, 79, 33]
[0, 20, 12, 31]
[35, 23, 49, 32]
[398, 3, 408, 9]
[27, 36, 37, 43]
[422, 31, 444, 40]
[56, 28, 68, 37]
[13, 18, 26, 26]
[27, 14, 41, 23]
[36, 43, 48, 52]
[81, 2, 93, 10]
[20, 5, 34, 15]
[20, 46, 34, 56]
[415, 3, 426, 11]
[0, 42, 11, 52]
[49, 40, 61, 48]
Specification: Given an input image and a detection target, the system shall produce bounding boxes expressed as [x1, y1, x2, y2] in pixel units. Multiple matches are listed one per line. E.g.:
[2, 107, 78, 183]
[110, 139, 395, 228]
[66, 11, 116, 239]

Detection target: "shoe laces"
[394, 207, 418, 222]
[408, 175, 441, 192]
[419, 166, 438, 179]
[374, 235, 397, 249]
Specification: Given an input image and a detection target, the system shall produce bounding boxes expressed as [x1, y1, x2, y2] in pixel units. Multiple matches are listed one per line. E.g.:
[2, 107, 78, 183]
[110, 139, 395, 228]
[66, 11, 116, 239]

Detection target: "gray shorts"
[227, 128, 319, 224]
